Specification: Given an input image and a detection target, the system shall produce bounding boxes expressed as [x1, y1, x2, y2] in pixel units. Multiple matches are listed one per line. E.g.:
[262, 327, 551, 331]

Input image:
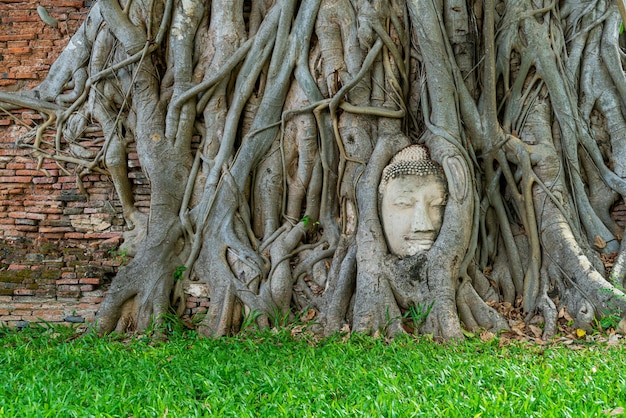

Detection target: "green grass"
[0, 325, 624, 417]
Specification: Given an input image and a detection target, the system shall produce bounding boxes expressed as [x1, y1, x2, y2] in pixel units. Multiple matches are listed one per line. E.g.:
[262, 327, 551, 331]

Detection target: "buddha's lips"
[403, 234, 434, 243]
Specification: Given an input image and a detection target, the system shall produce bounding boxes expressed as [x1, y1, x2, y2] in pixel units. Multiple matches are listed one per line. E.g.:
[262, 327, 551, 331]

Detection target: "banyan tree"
[2, 0, 626, 340]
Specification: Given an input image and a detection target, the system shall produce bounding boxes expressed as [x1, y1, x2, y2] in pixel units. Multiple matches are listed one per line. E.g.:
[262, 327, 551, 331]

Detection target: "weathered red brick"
[39, 227, 73, 233]
[6, 47, 32, 54]
[84, 232, 119, 239]
[0, 34, 37, 42]
[11, 309, 33, 316]
[7, 40, 29, 48]
[32, 177, 56, 184]
[2, 230, 23, 237]
[15, 169, 44, 176]
[0, 176, 32, 183]
[0, 200, 22, 206]
[32, 310, 63, 320]
[78, 297, 103, 304]
[15, 225, 38, 231]
[40, 0, 86, 8]
[12, 289, 35, 296]
[8, 264, 28, 270]
[6, 163, 26, 170]
[10, 303, 39, 310]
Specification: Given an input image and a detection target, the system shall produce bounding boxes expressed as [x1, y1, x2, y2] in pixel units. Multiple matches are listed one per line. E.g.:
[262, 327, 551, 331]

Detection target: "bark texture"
[2, 0, 626, 339]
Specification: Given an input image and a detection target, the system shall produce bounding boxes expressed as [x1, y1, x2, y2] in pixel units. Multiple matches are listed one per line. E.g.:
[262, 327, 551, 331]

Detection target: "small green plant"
[597, 287, 626, 332]
[604, 280, 626, 300]
[240, 308, 261, 332]
[596, 304, 624, 332]
[598, 312, 623, 331]
[141, 311, 189, 339]
[173, 265, 186, 282]
[190, 310, 207, 327]
[37, 242, 58, 255]
[160, 311, 189, 337]
[300, 215, 319, 228]
[403, 301, 434, 334]
[107, 247, 130, 265]
[267, 305, 290, 328]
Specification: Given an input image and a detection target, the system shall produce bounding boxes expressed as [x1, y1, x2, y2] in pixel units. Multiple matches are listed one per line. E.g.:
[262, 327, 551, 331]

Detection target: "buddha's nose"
[410, 202, 434, 232]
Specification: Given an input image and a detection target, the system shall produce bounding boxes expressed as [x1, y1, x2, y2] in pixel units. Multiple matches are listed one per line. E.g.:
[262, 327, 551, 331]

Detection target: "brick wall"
[0, 237, 119, 326]
[0, 0, 91, 92]
[0, 0, 128, 327]
[0, 0, 210, 329]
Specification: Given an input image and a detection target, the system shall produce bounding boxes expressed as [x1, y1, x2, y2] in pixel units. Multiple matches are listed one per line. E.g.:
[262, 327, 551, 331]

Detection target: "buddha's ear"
[442, 155, 469, 203]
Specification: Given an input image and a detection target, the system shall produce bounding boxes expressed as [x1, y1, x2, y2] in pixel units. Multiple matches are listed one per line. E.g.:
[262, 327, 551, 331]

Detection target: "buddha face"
[380, 174, 447, 257]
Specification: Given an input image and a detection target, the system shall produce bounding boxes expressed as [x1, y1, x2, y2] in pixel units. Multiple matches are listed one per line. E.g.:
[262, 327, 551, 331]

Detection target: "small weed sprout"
[597, 287, 626, 332]
[268, 305, 290, 328]
[598, 311, 623, 331]
[300, 215, 320, 235]
[404, 302, 434, 334]
[240, 308, 261, 332]
[300, 215, 319, 227]
[108, 247, 130, 265]
[173, 266, 186, 282]
[161, 311, 188, 336]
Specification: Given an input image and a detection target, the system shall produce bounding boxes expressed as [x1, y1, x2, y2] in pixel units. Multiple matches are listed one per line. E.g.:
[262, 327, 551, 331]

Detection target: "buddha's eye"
[430, 197, 447, 207]
[392, 199, 413, 208]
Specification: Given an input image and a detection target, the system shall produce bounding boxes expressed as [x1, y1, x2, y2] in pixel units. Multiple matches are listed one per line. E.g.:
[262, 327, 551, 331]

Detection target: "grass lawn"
[0, 324, 624, 417]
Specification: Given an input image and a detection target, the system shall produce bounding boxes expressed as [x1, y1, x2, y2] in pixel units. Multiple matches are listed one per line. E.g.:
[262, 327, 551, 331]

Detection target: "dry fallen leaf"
[558, 306, 574, 322]
[340, 323, 351, 343]
[608, 334, 621, 346]
[302, 308, 317, 322]
[499, 335, 511, 347]
[510, 321, 526, 336]
[529, 324, 543, 338]
[290, 325, 305, 337]
[480, 330, 495, 342]
[602, 407, 625, 416]
[594, 235, 607, 249]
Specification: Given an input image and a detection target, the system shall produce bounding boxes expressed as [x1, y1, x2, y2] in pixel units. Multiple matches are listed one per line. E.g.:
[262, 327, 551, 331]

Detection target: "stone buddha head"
[379, 145, 447, 258]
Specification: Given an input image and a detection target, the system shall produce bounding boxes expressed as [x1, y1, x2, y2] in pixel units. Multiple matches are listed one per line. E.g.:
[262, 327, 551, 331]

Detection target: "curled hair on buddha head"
[379, 145, 445, 192]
